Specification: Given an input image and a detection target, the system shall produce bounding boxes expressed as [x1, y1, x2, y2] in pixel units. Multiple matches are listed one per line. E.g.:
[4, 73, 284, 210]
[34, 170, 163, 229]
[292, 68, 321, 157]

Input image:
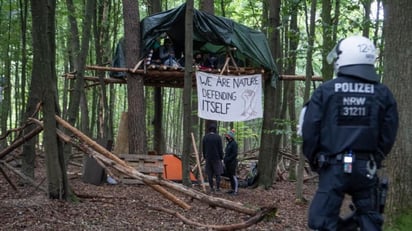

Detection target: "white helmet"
[327, 35, 377, 71]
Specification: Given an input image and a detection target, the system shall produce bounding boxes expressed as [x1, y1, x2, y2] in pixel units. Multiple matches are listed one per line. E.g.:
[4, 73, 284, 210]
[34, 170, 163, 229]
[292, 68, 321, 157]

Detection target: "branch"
[148, 203, 277, 230]
[54, 114, 259, 215]
[0, 160, 47, 193]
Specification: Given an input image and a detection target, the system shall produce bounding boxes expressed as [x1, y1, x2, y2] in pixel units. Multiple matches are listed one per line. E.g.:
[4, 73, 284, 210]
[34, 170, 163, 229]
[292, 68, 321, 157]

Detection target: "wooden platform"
[118, 154, 164, 184]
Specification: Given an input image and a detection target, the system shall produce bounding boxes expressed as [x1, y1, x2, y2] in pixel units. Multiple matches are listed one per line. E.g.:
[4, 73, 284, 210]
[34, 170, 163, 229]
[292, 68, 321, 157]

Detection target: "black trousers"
[308, 159, 382, 231]
[225, 161, 238, 192]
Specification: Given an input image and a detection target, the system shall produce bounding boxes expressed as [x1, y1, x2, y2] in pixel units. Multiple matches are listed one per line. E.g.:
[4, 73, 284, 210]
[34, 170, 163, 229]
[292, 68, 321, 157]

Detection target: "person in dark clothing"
[202, 123, 224, 193]
[302, 35, 399, 231]
[159, 37, 180, 67]
[224, 129, 238, 195]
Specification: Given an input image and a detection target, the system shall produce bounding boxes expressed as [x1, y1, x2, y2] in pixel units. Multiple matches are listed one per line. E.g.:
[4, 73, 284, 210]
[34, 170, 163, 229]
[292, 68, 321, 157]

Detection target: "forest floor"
[0, 151, 319, 231]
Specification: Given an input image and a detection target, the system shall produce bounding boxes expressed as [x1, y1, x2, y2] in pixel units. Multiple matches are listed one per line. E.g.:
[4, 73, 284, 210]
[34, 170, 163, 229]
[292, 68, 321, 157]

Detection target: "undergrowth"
[385, 211, 412, 231]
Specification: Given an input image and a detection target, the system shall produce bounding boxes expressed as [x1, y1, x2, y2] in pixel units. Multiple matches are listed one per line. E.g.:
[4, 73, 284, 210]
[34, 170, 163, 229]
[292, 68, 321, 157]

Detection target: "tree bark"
[321, 0, 335, 81]
[182, 1, 194, 187]
[122, 0, 147, 155]
[94, 0, 112, 144]
[30, 0, 68, 199]
[149, 0, 165, 155]
[257, 0, 282, 189]
[382, 0, 412, 221]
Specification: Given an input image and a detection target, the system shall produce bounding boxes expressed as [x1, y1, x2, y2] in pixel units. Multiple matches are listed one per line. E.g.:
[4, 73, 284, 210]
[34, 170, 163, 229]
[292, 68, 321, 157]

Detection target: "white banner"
[196, 71, 263, 122]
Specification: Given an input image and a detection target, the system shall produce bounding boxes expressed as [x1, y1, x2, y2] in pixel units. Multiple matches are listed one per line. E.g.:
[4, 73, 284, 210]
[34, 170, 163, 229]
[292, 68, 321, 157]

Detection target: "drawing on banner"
[241, 89, 257, 117]
[196, 71, 263, 122]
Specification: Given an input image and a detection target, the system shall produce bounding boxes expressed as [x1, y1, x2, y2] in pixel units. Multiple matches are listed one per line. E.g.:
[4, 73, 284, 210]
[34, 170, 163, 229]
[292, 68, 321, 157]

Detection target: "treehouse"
[86, 3, 279, 88]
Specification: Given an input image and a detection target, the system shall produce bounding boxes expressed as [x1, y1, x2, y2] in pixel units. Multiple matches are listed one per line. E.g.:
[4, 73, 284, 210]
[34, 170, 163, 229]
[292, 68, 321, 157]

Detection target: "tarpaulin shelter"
[111, 3, 279, 83]
[140, 3, 278, 75]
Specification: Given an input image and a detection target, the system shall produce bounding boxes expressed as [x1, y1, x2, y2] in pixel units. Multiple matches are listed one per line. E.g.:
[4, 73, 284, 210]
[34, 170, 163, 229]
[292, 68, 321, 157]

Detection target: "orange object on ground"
[163, 154, 197, 182]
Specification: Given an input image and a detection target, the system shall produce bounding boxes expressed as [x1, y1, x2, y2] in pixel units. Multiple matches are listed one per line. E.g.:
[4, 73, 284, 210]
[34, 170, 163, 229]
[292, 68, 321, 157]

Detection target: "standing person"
[302, 35, 398, 231]
[224, 129, 238, 195]
[202, 123, 224, 193]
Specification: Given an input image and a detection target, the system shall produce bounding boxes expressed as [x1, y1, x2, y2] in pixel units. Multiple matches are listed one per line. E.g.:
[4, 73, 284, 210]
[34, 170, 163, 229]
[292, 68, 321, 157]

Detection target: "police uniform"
[302, 36, 398, 231]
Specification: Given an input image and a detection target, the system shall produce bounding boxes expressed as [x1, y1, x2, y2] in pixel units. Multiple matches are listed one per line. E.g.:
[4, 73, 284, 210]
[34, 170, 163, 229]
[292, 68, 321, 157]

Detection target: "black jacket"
[302, 74, 398, 167]
[224, 139, 238, 166]
[202, 132, 223, 161]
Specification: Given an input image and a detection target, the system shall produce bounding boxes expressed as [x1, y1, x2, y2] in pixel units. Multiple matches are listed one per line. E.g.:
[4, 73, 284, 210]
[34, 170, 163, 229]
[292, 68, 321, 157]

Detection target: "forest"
[0, 0, 411, 230]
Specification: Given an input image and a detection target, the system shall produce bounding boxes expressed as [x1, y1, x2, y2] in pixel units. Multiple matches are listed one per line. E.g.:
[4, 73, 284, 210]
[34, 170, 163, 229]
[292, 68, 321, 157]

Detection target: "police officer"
[302, 35, 398, 231]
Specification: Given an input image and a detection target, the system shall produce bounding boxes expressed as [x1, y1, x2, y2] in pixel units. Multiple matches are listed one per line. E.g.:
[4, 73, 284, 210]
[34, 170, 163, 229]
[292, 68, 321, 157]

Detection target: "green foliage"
[224, 121, 261, 151]
[385, 210, 412, 231]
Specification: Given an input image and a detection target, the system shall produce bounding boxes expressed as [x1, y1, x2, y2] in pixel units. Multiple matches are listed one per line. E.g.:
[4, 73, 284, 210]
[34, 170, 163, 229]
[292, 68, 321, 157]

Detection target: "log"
[54, 115, 191, 210]
[0, 124, 43, 159]
[0, 164, 18, 191]
[54, 115, 259, 215]
[55, 115, 131, 169]
[148, 203, 277, 230]
[0, 160, 47, 193]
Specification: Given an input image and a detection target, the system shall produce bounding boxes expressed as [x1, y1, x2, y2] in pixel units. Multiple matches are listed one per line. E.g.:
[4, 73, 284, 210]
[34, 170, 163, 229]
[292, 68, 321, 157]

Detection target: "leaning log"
[0, 124, 43, 159]
[54, 115, 258, 215]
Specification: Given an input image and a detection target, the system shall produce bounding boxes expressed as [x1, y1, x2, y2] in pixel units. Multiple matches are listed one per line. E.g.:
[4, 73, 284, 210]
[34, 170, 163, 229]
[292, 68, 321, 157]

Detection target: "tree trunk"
[64, 0, 95, 170]
[321, 0, 335, 81]
[30, 0, 68, 199]
[257, 0, 281, 189]
[182, 1, 194, 187]
[122, 0, 147, 155]
[1, 7, 13, 149]
[19, 0, 29, 120]
[149, 0, 165, 155]
[284, 0, 300, 184]
[94, 0, 112, 144]
[382, 0, 412, 221]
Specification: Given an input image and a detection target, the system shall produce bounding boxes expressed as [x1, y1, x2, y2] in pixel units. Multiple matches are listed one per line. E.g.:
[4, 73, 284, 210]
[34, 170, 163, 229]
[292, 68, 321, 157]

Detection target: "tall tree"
[30, 0, 68, 199]
[19, 0, 29, 120]
[282, 0, 302, 196]
[149, 0, 165, 155]
[257, 0, 282, 188]
[321, 0, 335, 81]
[0, 1, 13, 149]
[122, 0, 147, 155]
[182, 0, 194, 187]
[94, 0, 113, 144]
[65, 0, 94, 135]
[382, 0, 412, 221]
[197, 0, 215, 182]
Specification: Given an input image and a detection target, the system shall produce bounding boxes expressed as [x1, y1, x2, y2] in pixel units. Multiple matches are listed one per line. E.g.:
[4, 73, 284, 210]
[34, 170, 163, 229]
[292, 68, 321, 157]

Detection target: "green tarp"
[140, 3, 278, 75]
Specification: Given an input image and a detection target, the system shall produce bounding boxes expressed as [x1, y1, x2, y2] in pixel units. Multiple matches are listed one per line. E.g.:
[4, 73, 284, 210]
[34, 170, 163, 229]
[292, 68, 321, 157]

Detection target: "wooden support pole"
[132, 59, 144, 73]
[191, 133, 206, 193]
[220, 57, 231, 75]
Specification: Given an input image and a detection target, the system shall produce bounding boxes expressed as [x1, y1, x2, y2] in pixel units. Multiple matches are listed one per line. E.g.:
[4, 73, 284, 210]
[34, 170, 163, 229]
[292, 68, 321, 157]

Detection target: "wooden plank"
[119, 154, 163, 162]
[126, 164, 163, 173]
[120, 178, 143, 184]
[117, 154, 164, 184]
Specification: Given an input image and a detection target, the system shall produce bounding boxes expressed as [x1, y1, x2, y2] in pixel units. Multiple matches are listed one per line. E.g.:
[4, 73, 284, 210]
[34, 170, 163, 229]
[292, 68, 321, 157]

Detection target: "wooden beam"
[279, 74, 323, 81]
